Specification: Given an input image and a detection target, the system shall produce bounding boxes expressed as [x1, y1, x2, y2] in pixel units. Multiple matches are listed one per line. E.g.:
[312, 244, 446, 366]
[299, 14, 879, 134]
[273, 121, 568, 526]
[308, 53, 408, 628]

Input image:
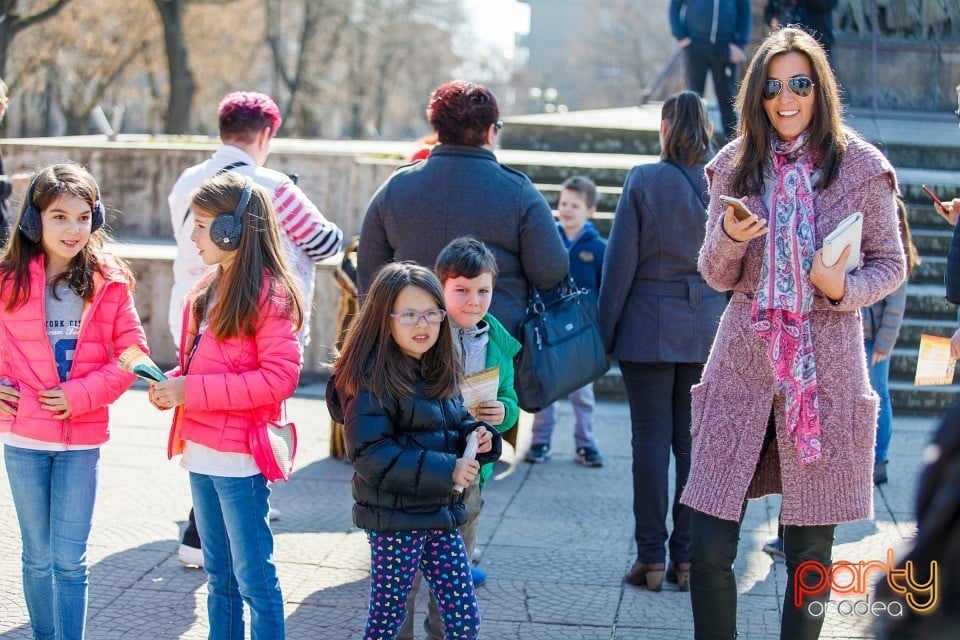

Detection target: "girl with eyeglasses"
[681, 28, 905, 640]
[326, 261, 501, 640]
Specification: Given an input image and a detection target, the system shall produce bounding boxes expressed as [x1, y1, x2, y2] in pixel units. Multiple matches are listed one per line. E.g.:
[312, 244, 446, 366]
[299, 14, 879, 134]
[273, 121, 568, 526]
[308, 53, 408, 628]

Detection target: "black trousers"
[683, 42, 739, 140]
[689, 416, 835, 639]
[621, 361, 702, 564]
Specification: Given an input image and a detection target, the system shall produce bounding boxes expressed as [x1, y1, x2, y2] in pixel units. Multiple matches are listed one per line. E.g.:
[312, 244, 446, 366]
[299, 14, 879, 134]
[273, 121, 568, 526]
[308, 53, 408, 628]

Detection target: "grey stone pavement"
[0, 381, 940, 639]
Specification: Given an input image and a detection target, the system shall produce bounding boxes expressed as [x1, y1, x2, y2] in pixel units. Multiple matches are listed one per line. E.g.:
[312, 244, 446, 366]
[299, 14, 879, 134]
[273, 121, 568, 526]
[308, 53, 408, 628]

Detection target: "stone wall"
[0, 135, 405, 240]
[0, 135, 405, 374]
[833, 40, 960, 111]
[117, 247, 343, 374]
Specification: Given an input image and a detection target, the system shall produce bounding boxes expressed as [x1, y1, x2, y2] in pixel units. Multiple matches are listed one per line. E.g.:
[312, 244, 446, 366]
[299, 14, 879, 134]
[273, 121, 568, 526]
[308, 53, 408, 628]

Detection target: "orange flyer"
[915, 334, 956, 386]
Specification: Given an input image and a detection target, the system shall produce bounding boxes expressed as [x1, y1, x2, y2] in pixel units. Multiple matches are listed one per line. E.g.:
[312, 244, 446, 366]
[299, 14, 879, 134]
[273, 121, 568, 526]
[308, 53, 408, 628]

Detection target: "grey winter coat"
[357, 144, 569, 338]
[599, 160, 726, 363]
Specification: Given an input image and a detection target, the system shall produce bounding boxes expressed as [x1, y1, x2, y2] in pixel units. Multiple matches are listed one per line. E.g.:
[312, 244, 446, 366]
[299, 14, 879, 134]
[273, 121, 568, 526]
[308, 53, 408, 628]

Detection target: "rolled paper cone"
[452, 430, 480, 494]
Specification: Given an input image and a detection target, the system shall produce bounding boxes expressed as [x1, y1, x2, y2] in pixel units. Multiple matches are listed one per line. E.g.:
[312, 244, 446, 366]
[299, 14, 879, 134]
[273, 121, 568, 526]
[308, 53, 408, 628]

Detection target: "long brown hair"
[189, 173, 303, 339]
[661, 91, 712, 166]
[731, 28, 847, 196]
[896, 197, 920, 280]
[0, 163, 119, 312]
[333, 262, 461, 402]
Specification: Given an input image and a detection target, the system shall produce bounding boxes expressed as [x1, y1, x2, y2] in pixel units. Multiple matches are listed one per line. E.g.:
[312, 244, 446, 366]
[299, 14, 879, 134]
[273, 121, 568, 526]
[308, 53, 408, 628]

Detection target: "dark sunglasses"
[493, 120, 503, 131]
[762, 76, 814, 101]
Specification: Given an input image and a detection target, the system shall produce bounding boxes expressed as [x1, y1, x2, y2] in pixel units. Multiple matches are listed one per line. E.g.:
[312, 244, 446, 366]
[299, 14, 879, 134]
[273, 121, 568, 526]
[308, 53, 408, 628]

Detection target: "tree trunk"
[153, 0, 195, 133]
[0, 0, 73, 78]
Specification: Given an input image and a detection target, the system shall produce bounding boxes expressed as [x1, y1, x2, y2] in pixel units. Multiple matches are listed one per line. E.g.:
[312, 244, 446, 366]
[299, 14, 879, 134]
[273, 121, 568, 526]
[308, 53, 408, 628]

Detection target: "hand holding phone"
[719, 195, 753, 221]
[922, 184, 943, 208]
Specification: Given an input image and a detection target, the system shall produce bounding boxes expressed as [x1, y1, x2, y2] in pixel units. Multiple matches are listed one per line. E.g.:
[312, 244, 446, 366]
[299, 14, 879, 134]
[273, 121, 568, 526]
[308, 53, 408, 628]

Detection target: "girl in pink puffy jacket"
[0, 162, 148, 640]
[149, 172, 304, 639]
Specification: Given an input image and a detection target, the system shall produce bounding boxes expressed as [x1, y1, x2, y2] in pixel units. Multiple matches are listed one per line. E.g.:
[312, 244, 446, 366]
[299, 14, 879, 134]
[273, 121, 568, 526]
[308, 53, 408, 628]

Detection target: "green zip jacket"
[479, 312, 521, 486]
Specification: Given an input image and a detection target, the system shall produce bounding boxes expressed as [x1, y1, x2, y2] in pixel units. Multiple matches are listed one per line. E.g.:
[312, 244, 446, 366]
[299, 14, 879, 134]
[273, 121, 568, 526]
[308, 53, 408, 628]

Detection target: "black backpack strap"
[181, 161, 251, 228]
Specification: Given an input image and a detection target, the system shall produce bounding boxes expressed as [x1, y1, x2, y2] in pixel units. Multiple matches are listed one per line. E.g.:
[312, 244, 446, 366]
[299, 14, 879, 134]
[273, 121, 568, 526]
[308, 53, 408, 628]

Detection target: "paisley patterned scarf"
[751, 132, 821, 463]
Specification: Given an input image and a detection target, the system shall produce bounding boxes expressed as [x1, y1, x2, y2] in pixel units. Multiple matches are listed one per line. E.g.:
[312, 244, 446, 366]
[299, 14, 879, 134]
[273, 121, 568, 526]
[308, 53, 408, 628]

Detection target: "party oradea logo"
[794, 549, 938, 618]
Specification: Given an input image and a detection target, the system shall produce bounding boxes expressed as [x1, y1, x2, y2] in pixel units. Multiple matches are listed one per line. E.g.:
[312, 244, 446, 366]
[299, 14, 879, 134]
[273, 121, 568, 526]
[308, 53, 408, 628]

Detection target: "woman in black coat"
[598, 91, 726, 592]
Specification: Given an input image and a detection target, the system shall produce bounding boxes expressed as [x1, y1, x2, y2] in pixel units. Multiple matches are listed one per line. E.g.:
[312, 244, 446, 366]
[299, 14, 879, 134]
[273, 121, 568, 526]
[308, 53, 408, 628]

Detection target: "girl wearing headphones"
[149, 172, 303, 639]
[0, 162, 148, 640]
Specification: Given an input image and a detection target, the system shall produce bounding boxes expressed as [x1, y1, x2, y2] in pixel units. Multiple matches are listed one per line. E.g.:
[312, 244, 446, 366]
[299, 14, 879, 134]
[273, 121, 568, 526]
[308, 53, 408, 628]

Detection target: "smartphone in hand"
[922, 184, 943, 208]
[719, 195, 753, 221]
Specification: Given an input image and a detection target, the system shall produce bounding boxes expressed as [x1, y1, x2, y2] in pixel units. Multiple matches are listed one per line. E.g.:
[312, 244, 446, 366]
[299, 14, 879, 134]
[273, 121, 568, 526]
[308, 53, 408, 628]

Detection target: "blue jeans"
[189, 472, 284, 640]
[531, 382, 597, 450]
[4, 445, 100, 640]
[864, 340, 892, 462]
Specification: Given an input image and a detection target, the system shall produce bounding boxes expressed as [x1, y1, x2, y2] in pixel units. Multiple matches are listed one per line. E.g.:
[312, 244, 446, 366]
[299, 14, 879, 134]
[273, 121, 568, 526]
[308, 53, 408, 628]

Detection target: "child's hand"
[453, 458, 480, 488]
[151, 377, 186, 409]
[147, 382, 169, 411]
[39, 387, 72, 419]
[471, 401, 505, 426]
[0, 379, 20, 416]
[473, 425, 494, 454]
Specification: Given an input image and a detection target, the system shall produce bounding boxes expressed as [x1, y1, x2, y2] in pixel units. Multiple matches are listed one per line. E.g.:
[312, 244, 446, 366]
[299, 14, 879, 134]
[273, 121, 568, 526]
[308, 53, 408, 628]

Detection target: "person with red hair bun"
[358, 79, 568, 379]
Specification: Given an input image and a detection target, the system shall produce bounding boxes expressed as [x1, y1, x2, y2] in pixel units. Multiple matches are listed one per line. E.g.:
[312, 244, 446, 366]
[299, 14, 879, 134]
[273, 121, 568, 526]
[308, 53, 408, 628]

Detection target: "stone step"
[536, 182, 623, 212]
[499, 106, 663, 156]
[906, 205, 948, 230]
[501, 107, 960, 172]
[898, 317, 957, 347]
[594, 361, 959, 416]
[105, 238, 342, 375]
[910, 227, 953, 255]
[890, 381, 960, 415]
[890, 345, 930, 378]
[905, 283, 958, 321]
[512, 161, 635, 189]
[910, 255, 945, 285]
[898, 169, 960, 209]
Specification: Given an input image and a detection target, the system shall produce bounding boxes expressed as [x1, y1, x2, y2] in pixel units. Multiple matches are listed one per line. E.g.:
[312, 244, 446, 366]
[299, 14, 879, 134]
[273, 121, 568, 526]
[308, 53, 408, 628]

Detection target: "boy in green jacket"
[398, 236, 521, 640]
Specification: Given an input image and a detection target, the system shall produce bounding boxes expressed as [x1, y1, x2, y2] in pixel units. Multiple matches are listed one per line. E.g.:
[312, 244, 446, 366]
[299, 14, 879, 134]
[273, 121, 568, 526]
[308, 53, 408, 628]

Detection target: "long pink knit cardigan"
[680, 131, 906, 525]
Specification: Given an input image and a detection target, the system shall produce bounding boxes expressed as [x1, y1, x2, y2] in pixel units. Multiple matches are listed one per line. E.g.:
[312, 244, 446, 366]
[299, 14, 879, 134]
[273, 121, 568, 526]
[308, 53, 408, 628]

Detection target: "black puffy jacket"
[326, 372, 502, 533]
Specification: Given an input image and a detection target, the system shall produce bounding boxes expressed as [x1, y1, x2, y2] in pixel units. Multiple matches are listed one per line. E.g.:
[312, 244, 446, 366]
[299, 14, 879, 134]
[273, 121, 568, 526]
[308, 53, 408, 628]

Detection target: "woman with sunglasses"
[681, 28, 905, 640]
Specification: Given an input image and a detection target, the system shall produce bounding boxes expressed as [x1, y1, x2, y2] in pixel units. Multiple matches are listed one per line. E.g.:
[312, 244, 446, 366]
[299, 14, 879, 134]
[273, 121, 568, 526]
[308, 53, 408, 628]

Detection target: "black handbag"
[514, 276, 609, 412]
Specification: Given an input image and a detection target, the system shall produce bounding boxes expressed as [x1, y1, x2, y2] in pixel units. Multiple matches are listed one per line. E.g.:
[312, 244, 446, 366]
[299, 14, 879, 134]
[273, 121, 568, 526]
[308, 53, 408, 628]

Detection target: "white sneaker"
[178, 544, 204, 568]
[268, 507, 281, 522]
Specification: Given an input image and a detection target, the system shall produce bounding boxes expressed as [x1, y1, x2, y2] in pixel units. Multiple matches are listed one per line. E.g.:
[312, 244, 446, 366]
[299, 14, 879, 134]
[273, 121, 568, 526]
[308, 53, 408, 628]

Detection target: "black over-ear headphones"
[18, 171, 106, 243]
[209, 176, 254, 251]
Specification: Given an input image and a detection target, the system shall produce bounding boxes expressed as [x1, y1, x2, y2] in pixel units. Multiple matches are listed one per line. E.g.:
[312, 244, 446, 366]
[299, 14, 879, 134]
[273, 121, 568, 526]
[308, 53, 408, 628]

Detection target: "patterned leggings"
[365, 529, 479, 640]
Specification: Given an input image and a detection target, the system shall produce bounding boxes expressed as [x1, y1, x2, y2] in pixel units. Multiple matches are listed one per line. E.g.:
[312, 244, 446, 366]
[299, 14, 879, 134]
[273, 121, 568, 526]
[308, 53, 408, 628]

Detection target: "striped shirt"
[168, 144, 343, 348]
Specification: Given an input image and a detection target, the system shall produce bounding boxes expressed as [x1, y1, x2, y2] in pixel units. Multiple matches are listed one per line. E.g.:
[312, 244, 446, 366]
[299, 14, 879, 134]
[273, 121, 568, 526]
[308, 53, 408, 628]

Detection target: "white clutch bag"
[822, 212, 863, 274]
